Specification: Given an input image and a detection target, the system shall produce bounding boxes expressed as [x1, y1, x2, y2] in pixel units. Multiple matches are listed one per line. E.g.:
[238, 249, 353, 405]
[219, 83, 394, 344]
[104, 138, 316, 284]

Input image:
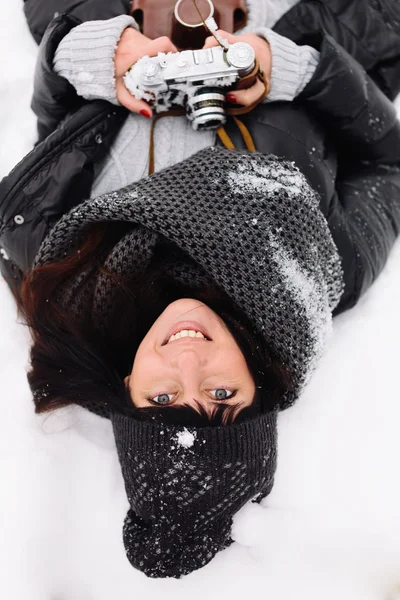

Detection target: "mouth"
[161, 321, 212, 346]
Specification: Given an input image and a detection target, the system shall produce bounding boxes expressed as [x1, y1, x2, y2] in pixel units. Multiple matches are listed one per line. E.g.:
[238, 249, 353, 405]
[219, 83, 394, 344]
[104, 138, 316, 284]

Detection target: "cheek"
[130, 349, 163, 406]
[221, 345, 252, 377]
[224, 346, 248, 370]
[132, 346, 159, 380]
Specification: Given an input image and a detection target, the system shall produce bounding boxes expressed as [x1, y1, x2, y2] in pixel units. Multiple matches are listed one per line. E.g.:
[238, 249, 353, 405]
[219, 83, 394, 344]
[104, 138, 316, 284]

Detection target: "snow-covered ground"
[1, 4, 400, 599]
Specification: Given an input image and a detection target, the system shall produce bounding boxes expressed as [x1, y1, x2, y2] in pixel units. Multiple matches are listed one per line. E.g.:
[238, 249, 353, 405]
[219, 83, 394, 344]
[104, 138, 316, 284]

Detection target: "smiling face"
[125, 298, 256, 418]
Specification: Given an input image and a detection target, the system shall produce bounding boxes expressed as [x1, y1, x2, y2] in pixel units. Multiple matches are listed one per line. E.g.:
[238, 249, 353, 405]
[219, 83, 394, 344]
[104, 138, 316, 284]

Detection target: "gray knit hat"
[35, 147, 343, 407]
[111, 410, 278, 578]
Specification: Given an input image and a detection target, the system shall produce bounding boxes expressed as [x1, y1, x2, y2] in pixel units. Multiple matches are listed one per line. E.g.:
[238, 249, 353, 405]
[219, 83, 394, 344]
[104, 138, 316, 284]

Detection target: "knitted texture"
[35, 146, 344, 405]
[53, 15, 138, 104]
[256, 28, 320, 101]
[53, 10, 316, 108]
[34, 146, 343, 577]
[111, 410, 278, 578]
[242, 0, 302, 31]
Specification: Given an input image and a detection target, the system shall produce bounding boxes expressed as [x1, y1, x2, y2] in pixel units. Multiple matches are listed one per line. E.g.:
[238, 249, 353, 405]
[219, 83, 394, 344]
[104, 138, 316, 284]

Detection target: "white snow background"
[1, 3, 400, 599]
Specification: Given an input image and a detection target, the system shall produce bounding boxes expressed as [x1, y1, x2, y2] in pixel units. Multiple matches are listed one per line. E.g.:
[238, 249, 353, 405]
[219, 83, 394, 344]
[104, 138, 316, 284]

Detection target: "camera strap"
[216, 116, 256, 152]
[226, 59, 270, 116]
[131, 0, 248, 49]
[148, 108, 186, 175]
[148, 109, 257, 176]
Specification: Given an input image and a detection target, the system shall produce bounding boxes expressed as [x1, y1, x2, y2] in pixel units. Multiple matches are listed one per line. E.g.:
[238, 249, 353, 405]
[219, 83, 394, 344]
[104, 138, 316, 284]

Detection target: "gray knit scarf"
[34, 146, 344, 577]
[35, 146, 343, 400]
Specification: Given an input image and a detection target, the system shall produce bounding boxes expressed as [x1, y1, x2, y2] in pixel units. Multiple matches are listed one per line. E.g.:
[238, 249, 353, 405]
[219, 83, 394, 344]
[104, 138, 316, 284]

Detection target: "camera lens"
[186, 86, 226, 130]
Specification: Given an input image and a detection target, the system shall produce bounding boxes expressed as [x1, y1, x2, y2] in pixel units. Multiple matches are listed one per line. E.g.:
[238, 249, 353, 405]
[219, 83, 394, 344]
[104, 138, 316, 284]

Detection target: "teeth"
[168, 329, 206, 343]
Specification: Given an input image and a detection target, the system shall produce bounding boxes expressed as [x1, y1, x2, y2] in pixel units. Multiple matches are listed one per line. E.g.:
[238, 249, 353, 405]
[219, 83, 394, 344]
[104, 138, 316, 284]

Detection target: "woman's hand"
[203, 30, 272, 106]
[115, 28, 178, 117]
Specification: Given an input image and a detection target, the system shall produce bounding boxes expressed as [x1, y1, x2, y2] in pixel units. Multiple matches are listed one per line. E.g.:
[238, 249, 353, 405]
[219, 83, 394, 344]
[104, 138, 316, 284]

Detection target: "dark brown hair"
[20, 223, 292, 426]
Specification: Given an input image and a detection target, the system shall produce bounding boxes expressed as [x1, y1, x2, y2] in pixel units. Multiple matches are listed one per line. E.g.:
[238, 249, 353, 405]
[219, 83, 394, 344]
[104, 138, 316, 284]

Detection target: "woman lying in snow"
[1, 0, 400, 579]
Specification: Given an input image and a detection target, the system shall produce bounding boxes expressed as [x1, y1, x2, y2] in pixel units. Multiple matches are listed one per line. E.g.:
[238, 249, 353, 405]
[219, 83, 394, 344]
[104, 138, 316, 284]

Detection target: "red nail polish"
[140, 109, 151, 118]
[226, 93, 237, 103]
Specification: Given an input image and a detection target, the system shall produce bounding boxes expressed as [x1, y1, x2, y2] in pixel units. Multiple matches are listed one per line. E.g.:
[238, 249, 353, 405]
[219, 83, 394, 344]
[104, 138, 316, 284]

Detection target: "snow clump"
[176, 428, 197, 448]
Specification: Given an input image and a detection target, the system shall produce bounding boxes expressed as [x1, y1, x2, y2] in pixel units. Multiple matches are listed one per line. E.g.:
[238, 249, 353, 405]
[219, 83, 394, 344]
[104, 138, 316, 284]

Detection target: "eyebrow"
[180, 396, 246, 411]
[190, 398, 246, 419]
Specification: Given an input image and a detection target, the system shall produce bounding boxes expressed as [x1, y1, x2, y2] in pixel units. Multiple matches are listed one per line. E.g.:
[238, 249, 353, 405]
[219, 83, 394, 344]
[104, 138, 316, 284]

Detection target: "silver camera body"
[124, 42, 255, 130]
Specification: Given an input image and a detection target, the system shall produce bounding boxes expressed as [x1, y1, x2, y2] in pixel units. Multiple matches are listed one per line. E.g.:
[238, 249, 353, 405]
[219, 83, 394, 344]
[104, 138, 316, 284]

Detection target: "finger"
[203, 35, 219, 49]
[116, 81, 153, 117]
[228, 79, 266, 107]
[149, 35, 178, 55]
[203, 29, 236, 49]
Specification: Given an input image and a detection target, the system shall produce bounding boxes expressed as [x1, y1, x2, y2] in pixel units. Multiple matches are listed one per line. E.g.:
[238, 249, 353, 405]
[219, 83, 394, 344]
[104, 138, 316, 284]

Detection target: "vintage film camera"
[124, 0, 256, 130]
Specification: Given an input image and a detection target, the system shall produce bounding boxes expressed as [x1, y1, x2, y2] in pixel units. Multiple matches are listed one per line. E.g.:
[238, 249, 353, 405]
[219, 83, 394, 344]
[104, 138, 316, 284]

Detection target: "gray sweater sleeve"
[53, 15, 139, 105]
[53, 16, 319, 106]
[249, 28, 320, 102]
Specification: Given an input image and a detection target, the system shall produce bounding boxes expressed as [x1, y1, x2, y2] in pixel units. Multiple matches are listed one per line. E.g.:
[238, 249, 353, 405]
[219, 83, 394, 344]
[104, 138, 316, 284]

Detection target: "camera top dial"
[226, 42, 255, 71]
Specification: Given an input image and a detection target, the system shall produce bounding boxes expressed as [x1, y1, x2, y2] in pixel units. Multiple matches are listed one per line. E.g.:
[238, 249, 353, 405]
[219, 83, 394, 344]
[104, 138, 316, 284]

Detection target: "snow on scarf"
[35, 146, 344, 406]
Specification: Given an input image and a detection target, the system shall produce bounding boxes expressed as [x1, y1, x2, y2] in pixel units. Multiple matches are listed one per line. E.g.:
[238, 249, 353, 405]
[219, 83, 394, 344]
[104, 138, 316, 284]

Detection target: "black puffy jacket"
[1, 0, 400, 315]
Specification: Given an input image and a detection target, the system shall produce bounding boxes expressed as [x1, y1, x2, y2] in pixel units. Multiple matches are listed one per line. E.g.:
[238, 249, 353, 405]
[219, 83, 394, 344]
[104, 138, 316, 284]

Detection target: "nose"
[168, 347, 208, 370]
[166, 348, 208, 401]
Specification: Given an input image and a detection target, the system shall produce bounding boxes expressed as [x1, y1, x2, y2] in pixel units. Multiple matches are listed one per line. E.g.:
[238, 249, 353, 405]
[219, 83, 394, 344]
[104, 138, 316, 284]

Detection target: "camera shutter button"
[227, 43, 255, 69]
[176, 57, 188, 69]
[144, 63, 159, 78]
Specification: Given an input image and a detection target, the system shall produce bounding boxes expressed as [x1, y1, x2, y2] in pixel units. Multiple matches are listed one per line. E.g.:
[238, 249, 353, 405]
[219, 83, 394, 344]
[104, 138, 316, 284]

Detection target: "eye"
[210, 389, 237, 401]
[148, 393, 175, 405]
